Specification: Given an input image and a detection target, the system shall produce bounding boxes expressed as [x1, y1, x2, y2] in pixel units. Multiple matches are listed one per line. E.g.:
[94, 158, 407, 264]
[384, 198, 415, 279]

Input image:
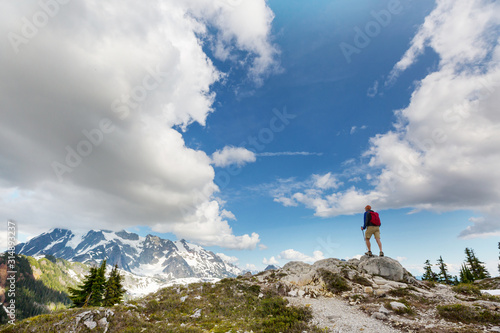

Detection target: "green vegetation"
[422, 248, 491, 286]
[0, 253, 70, 325]
[68, 261, 125, 307]
[388, 287, 412, 298]
[452, 283, 481, 297]
[422, 259, 438, 282]
[464, 248, 490, 281]
[437, 304, 500, 325]
[26, 255, 89, 293]
[387, 299, 414, 316]
[352, 274, 372, 286]
[1, 278, 322, 332]
[318, 268, 351, 294]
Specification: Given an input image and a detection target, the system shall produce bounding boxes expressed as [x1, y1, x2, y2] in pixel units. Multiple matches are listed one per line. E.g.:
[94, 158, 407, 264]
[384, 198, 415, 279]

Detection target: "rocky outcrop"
[358, 256, 404, 281]
[253, 256, 500, 333]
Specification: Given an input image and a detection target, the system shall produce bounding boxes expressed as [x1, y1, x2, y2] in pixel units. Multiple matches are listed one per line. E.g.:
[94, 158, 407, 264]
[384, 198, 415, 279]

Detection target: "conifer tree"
[459, 263, 474, 283]
[422, 259, 438, 281]
[437, 256, 452, 285]
[464, 248, 490, 280]
[69, 260, 125, 308]
[87, 260, 107, 306]
[68, 260, 106, 307]
[103, 264, 125, 306]
[68, 265, 99, 307]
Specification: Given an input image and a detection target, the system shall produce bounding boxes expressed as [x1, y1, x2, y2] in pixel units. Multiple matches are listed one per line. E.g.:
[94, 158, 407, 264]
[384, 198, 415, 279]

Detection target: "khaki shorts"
[365, 226, 380, 240]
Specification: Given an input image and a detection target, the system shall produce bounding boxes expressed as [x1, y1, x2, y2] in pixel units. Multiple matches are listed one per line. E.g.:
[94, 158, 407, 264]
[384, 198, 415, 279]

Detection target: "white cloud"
[217, 253, 239, 264]
[272, 0, 500, 238]
[245, 263, 257, 271]
[278, 249, 324, 263]
[350, 125, 367, 135]
[396, 256, 407, 262]
[258, 244, 268, 250]
[211, 146, 256, 167]
[345, 254, 363, 261]
[263, 256, 279, 265]
[313, 173, 340, 190]
[184, 0, 280, 83]
[0, 0, 277, 249]
[367, 80, 379, 97]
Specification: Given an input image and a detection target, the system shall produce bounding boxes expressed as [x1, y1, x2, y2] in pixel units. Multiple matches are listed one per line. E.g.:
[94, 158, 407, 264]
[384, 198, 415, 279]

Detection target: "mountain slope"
[0, 254, 70, 325]
[15, 229, 241, 281]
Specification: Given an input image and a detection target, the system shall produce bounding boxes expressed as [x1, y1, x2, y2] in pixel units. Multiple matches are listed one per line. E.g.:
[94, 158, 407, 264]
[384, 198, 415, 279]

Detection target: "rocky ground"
[252, 256, 500, 333]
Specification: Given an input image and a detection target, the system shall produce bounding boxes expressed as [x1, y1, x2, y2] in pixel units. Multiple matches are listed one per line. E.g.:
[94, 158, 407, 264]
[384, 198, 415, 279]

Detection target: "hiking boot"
[379, 252, 384, 257]
[365, 251, 373, 257]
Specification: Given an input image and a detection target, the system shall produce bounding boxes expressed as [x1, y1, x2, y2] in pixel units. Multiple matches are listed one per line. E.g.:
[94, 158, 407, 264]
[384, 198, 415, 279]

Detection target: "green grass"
[437, 304, 500, 325]
[318, 268, 351, 294]
[352, 274, 372, 286]
[1, 278, 323, 333]
[452, 283, 481, 297]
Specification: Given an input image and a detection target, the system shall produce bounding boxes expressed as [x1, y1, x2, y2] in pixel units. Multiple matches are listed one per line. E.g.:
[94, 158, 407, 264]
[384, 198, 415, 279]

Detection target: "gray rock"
[390, 301, 407, 311]
[191, 309, 202, 318]
[312, 258, 344, 274]
[359, 256, 405, 282]
[379, 305, 391, 314]
[98, 317, 108, 327]
[282, 261, 312, 275]
[472, 300, 500, 311]
[371, 312, 387, 320]
[84, 319, 97, 329]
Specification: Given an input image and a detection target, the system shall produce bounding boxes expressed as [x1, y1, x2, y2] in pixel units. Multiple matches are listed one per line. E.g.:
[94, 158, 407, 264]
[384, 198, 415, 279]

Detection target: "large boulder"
[281, 261, 315, 286]
[358, 256, 405, 282]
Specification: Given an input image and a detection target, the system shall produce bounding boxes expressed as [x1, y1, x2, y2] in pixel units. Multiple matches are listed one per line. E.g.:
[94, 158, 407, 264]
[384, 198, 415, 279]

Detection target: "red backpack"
[369, 211, 381, 226]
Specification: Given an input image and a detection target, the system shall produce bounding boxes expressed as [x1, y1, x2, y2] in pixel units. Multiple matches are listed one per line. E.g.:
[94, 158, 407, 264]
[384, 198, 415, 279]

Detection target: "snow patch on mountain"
[16, 228, 242, 284]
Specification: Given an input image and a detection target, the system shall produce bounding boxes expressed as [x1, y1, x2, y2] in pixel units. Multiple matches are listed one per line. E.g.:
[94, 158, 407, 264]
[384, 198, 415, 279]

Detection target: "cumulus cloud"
[217, 252, 239, 264]
[0, 0, 277, 249]
[263, 256, 279, 265]
[245, 263, 257, 271]
[272, 0, 500, 238]
[211, 146, 256, 167]
[278, 249, 324, 263]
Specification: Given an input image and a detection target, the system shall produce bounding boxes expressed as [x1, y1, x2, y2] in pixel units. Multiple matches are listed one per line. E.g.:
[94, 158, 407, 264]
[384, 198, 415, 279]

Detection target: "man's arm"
[362, 212, 367, 230]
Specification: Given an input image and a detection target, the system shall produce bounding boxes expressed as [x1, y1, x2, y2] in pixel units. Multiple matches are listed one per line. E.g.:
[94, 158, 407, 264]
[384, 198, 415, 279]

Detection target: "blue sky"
[1, 0, 499, 277]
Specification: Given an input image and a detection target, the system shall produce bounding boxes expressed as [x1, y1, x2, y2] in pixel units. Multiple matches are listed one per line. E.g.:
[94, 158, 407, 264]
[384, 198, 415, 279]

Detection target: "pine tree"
[459, 263, 474, 283]
[437, 256, 452, 285]
[68, 266, 99, 307]
[464, 248, 490, 280]
[422, 259, 437, 281]
[88, 260, 107, 306]
[103, 264, 125, 306]
[69, 260, 107, 307]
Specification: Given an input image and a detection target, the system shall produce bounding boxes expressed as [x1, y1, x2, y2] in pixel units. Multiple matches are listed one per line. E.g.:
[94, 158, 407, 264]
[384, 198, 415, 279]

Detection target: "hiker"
[361, 205, 383, 257]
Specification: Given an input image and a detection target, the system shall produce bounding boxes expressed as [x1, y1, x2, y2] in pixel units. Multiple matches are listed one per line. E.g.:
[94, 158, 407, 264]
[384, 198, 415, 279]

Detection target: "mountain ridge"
[15, 228, 241, 282]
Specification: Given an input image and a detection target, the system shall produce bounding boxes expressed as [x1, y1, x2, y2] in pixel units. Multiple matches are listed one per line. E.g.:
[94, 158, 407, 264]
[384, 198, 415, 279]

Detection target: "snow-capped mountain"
[16, 228, 241, 281]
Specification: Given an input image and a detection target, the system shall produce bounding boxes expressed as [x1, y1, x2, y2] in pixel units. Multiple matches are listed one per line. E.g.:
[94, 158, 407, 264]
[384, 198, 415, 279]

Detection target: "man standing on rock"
[361, 205, 383, 257]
